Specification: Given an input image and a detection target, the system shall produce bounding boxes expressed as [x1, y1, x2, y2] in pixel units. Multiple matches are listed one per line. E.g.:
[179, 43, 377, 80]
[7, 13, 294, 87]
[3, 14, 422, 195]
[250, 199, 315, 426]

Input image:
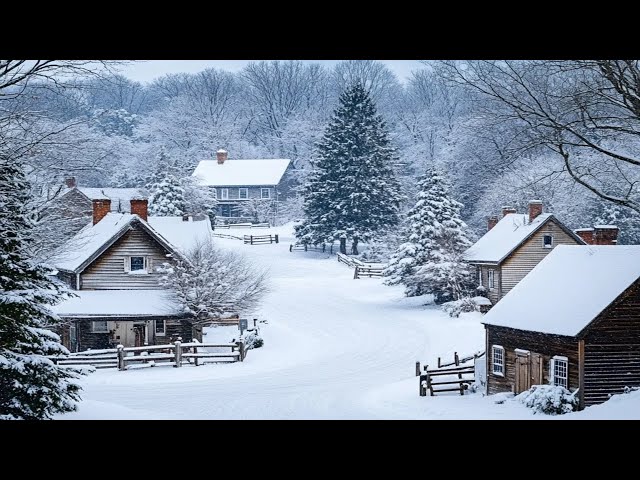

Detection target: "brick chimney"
[575, 228, 594, 244]
[487, 215, 499, 231]
[92, 199, 111, 225]
[528, 200, 543, 223]
[64, 176, 77, 189]
[501, 206, 516, 218]
[216, 149, 228, 165]
[593, 225, 619, 245]
[130, 199, 148, 222]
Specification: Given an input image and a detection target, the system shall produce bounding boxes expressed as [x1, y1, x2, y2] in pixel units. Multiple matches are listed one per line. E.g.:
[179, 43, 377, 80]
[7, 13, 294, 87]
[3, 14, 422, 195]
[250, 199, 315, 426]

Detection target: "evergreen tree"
[384, 168, 474, 303]
[0, 158, 82, 420]
[148, 174, 186, 217]
[295, 83, 402, 254]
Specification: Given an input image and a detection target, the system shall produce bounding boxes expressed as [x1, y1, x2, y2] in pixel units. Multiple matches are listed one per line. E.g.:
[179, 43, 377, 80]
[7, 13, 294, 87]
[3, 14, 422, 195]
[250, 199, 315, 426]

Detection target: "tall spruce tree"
[295, 83, 402, 254]
[384, 168, 474, 303]
[0, 158, 82, 420]
[148, 173, 186, 217]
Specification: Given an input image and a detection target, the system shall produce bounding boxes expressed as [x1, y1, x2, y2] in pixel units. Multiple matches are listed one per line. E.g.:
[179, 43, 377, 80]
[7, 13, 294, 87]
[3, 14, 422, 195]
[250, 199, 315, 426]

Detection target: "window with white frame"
[488, 269, 495, 289]
[238, 188, 248, 199]
[477, 268, 483, 287]
[543, 235, 553, 249]
[92, 320, 108, 333]
[492, 345, 505, 376]
[220, 188, 229, 200]
[261, 188, 270, 199]
[155, 319, 166, 336]
[550, 356, 568, 388]
[130, 256, 145, 271]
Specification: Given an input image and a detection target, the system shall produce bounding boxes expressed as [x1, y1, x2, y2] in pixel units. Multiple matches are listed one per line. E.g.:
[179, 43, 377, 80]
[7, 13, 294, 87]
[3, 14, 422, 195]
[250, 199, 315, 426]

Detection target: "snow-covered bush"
[244, 331, 264, 350]
[441, 297, 478, 318]
[516, 384, 578, 415]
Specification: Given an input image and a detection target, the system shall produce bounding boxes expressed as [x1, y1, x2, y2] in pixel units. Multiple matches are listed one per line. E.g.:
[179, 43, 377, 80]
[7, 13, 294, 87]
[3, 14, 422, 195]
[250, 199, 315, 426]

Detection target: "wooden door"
[515, 354, 531, 394]
[134, 325, 146, 347]
[530, 353, 543, 386]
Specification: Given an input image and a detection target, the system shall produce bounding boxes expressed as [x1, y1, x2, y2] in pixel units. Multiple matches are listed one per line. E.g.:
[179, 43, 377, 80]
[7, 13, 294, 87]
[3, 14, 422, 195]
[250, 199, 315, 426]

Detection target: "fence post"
[174, 339, 182, 367]
[455, 352, 459, 366]
[253, 318, 257, 328]
[419, 373, 427, 396]
[304, 244, 307, 251]
[117, 344, 125, 371]
[354, 266, 359, 279]
[415, 361, 421, 376]
[437, 357, 441, 368]
[250, 235, 253, 245]
[236, 341, 245, 361]
[275, 234, 279, 244]
[289, 244, 292, 252]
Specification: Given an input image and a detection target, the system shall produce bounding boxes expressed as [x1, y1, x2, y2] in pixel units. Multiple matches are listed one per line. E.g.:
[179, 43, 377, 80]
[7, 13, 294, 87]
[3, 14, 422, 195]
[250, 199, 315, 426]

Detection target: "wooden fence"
[337, 253, 364, 268]
[244, 234, 279, 245]
[416, 350, 484, 397]
[215, 223, 270, 230]
[290, 243, 334, 254]
[213, 233, 243, 241]
[50, 339, 246, 371]
[354, 264, 385, 279]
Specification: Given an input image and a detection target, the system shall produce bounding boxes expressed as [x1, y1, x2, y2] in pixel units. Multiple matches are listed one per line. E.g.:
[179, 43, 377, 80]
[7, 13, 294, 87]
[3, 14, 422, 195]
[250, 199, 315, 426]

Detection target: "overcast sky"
[119, 60, 423, 84]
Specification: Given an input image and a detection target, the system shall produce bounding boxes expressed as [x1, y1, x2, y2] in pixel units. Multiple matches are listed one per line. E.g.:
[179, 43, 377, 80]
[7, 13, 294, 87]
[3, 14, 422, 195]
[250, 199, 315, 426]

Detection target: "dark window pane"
[131, 256, 145, 271]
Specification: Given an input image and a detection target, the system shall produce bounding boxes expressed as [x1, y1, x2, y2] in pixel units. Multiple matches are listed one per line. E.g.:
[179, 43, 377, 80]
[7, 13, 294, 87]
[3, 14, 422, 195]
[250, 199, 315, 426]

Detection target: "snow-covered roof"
[483, 245, 640, 336]
[77, 188, 146, 212]
[52, 290, 183, 317]
[464, 213, 580, 264]
[54, 213, 212, 273]
[192, 159, 291, 187]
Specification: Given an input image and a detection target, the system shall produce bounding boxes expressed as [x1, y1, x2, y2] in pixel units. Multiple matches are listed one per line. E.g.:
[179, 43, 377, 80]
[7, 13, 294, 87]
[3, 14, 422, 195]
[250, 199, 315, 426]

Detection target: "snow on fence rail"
[289, 243, 335, 254]
[50, 339, 246, 370]
[415, 350, 485, 397]
[213, 233, 244, 241]
[244, 234, 279, 245]
[215, 223, 270, 230]
[354, 264, 385, 279]
[336, 253, 364, 268]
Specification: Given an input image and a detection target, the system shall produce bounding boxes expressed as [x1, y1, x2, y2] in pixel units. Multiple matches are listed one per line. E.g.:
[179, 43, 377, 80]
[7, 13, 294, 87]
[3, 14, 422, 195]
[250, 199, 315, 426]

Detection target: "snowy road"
[59, 225, 493, 419]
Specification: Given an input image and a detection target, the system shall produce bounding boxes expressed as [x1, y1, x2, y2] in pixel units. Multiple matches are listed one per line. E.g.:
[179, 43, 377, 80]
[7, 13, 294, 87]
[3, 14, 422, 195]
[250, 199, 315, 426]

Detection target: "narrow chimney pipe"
[216, 149, 228, 165]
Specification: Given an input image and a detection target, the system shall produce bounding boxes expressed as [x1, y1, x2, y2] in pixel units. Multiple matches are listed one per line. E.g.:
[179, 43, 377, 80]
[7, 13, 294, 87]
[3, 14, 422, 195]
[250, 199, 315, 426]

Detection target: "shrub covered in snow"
[516, 384, 578, 415]
[244, 331, 264, 350]
[441, 297, 479, 317]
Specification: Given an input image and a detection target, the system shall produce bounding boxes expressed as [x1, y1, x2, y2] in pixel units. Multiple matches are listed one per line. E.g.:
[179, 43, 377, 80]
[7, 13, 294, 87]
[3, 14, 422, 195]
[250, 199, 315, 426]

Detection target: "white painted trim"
[155, 319, 166, 336]
[92, 320, 109, 333]
[220, 188, 229, 200]
[492, 345, 505, 376]
[543, 234, 554, 249]
[260, 188, 271, 199]
[238, 187, 248, 199]
[515, 348, 530, 355]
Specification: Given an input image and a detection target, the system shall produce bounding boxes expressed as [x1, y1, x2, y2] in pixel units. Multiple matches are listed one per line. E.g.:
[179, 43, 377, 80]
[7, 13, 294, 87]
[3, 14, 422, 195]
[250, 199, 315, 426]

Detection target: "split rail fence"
[416, 350, 485, 396]
[215, 223, 270, 230]
[244, 234, 279, 245]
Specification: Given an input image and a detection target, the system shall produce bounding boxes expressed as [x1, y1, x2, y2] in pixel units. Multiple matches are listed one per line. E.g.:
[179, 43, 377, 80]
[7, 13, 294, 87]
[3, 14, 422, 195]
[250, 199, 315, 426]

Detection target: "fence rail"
[244, 234, 279, 245]
[354, 264, 385, 279]
[215, 223, 270, 230]
[289, 243, 334, 254]
[213, 233, 244, 241]
[50, 339, 246, 371]
[337, 253, 364, 268]
[416, 350, 484, 397]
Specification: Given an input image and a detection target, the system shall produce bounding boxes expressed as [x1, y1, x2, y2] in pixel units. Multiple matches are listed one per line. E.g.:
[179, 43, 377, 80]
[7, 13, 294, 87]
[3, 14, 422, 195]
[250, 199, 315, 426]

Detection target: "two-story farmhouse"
[51, 197, 212, 352]
[192, 149, 292, 223]
[464, 201, 587, 306]
[483, 245, 640, 409]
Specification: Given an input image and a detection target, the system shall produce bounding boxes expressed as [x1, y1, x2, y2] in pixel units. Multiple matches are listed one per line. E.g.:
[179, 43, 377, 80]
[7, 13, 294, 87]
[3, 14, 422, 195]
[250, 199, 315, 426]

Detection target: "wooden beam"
[578, 339, 585, 410]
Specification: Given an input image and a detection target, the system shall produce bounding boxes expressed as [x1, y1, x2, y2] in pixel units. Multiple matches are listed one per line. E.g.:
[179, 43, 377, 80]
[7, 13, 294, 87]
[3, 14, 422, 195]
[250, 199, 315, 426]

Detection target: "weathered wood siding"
[581, 281, 640, 406]
[477, 265, 500, 304]
[80, 226, 170, 290]
[501, 219, 580, 297]
[485, 325, 579, 395]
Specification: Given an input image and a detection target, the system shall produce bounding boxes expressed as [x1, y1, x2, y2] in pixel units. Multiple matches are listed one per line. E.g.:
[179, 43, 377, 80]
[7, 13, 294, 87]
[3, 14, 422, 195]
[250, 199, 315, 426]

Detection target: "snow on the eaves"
[192, 159, 291, 187]
[483, 245, 640, 336]
[52, 290, 182, 316]
[464, 213, 555, 263]
[78, 188, 146, 212]
[148, 216, 212, 253]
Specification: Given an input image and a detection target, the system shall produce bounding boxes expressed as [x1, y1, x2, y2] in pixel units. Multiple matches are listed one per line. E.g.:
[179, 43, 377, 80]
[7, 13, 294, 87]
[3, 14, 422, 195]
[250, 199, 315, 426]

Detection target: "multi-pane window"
[543, 235, 553, 248]
[155, 320, 166, 336]
[478, 268, 483, 287]
[239, 188, 248, 199]
[130, 256, 145, 271]
[551, 356, 568, 388]
[261, 188, 270, 199]
[92, 320, 108, 333]
[220, 188, 229, 200]
[492, 345, 505, 376]
[488, 269, 495, 289]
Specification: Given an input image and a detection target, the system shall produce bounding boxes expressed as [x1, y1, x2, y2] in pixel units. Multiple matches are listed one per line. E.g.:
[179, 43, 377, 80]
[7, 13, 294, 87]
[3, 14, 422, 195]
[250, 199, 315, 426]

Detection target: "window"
[155, 319, 166, 336]
[488, 269, 495, 289]
[492, 345, 505, 376]
[543, 235, 553, 249]
[477, 268, 483, 287]
[220, 204, 232, 217]
[550, 356, 568, 388]
[92, 320, 108, 333]
[130, 256, 145, 271]
[261, 188, 271, 199]
[239, 188, 248, 199]
[220, 188, 229, 200]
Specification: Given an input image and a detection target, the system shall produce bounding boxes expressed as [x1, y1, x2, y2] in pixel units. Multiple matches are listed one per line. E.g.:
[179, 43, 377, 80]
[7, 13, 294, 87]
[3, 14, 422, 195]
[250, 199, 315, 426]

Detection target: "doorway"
[515, 350, 543, 393]
[133, 324, 147, 347]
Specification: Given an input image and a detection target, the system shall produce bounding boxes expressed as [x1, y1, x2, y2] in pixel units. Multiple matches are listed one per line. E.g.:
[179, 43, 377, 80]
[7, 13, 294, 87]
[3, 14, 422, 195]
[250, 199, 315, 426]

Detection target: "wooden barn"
[483, 245, 640, 409]
[51, 198, 212, 352]
[464, 200, 588, 306]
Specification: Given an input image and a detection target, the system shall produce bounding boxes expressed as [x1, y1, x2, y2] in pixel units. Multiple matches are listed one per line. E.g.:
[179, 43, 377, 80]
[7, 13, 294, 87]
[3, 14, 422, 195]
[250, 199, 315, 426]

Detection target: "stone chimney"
[593, 225, 619, 245]
[575, 228, 594, 244]
[501, 206, 516, 218]
[216, 149, 228, 165]
[130, 199, 148, 222]
[92, 199, 111, 225]
[487, 215, 499, 231]
[64, 176, 77, 189]
[528, 200, 543, 223]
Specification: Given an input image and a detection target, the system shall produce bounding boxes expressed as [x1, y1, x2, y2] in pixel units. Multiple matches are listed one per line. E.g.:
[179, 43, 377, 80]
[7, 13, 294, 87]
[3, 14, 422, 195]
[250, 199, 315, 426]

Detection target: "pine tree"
[384, 168, 474, 303]
[0, 158, 82, 420]
[295, 83, 402, 254]
[148, 174, 186, 217]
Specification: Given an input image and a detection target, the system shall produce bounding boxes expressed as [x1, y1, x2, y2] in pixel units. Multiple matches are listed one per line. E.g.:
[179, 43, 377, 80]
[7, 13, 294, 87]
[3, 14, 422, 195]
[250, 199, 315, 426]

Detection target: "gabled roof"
[464, 213, 584, 264]
[59, 187, 146, 212]
[192, 159, 291, 187]
[482, 245, 640, 337]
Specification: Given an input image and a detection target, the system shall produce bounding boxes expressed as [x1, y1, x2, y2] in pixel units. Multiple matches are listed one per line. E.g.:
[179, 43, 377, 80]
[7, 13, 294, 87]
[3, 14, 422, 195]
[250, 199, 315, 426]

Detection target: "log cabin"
[464, 201, 588, 306]
[483, 245, 640, 409]
[192, 149, 293, 224]
[51, 197, 212, 352]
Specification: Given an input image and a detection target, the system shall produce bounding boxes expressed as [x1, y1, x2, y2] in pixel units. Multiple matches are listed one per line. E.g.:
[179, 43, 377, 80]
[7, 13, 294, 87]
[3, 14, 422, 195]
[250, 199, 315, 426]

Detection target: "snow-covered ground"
[56, 224, 640, 419]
